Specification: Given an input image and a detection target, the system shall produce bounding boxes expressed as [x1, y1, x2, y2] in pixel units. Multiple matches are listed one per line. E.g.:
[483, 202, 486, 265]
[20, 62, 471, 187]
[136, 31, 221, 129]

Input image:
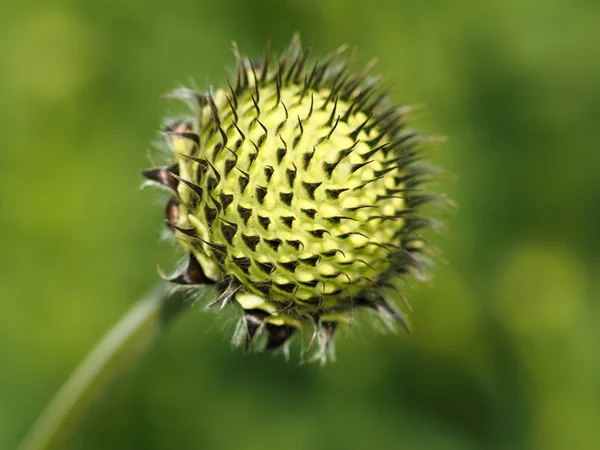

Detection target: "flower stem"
[19, 282, 211, 450]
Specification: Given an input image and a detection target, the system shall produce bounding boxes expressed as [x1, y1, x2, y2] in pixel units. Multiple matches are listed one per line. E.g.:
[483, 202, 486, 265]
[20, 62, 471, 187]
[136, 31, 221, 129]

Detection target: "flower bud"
[144, 36, 445, 361]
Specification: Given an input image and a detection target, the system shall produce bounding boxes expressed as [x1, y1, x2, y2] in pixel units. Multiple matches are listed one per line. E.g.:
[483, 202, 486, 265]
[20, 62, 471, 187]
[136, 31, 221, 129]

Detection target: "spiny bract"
[143, 36, 444, 361]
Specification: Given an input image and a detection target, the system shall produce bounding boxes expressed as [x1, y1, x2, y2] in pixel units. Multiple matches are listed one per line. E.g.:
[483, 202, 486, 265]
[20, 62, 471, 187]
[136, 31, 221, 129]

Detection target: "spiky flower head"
[143, 36, 444, 361]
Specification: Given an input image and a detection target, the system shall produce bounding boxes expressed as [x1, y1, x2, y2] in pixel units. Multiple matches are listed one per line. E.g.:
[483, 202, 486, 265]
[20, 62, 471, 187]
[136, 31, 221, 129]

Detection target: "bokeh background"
[2, 0, 600, 449]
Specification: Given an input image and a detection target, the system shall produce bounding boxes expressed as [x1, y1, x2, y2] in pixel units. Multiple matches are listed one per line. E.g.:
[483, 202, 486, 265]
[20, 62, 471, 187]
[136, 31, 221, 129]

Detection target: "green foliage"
[1, 0, 599, 449]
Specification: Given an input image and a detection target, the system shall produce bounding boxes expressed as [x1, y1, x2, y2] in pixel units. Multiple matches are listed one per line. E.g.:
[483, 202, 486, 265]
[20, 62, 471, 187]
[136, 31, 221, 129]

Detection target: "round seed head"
[144, 36, 444, 360]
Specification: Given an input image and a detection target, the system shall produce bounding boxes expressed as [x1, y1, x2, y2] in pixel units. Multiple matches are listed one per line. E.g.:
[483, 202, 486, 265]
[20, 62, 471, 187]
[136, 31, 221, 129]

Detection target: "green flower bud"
[143, 36, 445, 361]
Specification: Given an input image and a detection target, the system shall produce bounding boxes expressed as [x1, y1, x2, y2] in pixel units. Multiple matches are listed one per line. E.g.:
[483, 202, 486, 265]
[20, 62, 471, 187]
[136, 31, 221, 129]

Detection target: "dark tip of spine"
[273, 73, 282, 110]
[251, 279, 272, 296]
[275, 118, 286, 135]
[226, 78, 238, 110]
[198, 237, 227, 264]
[359, 143, 389, 161]
[257, 215, 271, 230]
[286, 240, 304, 251]
[279, 192, 293, 206]
[301, 208, 317, 219]
[167, 222, 198, 237]
[353, 176, 383, 191]
[350, 160, 373, 173]
[256, 134, 266, 149]
[241, 234, 260, 251]
[322, 115, 340, 142]
[286, 164, 297, 188]
[321, 249, 346, 258]
[256, 261, 276, 275]
[300, 255, 321, 267]
[225, 94, 238, 123]
[296, 115, 304, 135]
[302, 181, 322, 200]
[279, 260, 300, 273]
[208, 192, 223, 214]
[206, 93, 222, 128]
[233, 121, 245, 143]
[203, 205, 217, 228]
[220, 219, 239, 245]
[324, 216, 357, 224]
[250, 92, 260, 118]
[168, 172, 203, 204]
[257, 119, 268, 141]
[237, 172, 249, 193]
[281, 101, 289, 121]
[247, 152, 258, 168]
[264, 238, 283, 251]
[366, 120, 401, 147]
[203, 158, 222, 186]
[325, 188, 349, 199]
[276, 147, 287, 164]
[325, 96, 338, 121]
[255, 186, 268, 204]
[178, 153, 207, 169]
[292, 134, 301, 149]
[344, 204, 377, 212]
[305, 92, 314, 119]
[232, 256, 251, 274]
[308, 229, 330, 239]
[264, 166, 274, 182]
[206, 176, 217, 193]
[349, 112, 373, 141]
[236, 205, 253, 225]
[302, 148, 315, 170]
[323, 141, 359, 178]
[280, 216, 295, 229]
[274, 282, 297, 294]
[337, 231, 369, 240]
[219, 193, 234, 211]
[373, 165, 401, 178]
[224, 158, 237, 178]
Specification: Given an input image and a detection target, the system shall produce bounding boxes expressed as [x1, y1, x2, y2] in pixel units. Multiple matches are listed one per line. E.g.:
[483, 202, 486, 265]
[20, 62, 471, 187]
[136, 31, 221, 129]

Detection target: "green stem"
[19, 282, 210, 450]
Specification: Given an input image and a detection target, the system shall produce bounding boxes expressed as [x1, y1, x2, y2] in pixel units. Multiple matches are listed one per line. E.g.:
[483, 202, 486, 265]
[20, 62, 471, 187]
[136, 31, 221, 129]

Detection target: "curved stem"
[19, 282, 211, 450]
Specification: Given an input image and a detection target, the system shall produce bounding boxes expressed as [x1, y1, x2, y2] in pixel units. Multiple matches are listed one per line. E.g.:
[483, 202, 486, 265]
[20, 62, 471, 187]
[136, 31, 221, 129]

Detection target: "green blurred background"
[2, 0, 600, 449]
